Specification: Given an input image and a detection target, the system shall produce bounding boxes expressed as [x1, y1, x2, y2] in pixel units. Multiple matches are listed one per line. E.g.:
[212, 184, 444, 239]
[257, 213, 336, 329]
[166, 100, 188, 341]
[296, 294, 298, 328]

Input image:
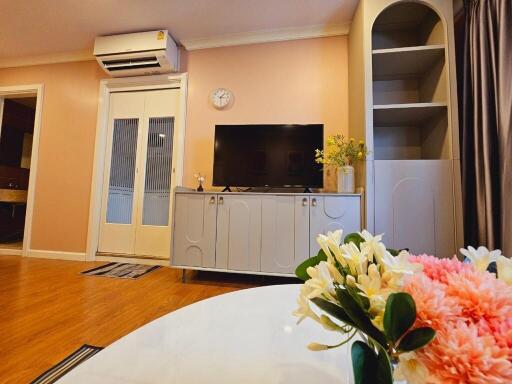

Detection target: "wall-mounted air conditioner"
[94, 30, 179, 77]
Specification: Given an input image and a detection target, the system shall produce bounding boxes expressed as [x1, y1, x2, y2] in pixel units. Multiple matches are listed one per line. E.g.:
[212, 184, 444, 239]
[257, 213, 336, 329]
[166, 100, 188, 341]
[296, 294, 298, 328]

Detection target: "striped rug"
[81, 262, 161, 279]
[30, 344, 103, 384]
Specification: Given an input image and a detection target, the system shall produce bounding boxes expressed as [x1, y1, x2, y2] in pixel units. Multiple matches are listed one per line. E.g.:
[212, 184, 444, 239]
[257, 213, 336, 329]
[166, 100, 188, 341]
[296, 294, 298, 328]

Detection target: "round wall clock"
[210, 88, 233, 109]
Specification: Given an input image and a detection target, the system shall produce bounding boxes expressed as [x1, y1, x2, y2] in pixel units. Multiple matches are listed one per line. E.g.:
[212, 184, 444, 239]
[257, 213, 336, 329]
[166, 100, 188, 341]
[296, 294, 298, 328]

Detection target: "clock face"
[210, 88, 232, 109]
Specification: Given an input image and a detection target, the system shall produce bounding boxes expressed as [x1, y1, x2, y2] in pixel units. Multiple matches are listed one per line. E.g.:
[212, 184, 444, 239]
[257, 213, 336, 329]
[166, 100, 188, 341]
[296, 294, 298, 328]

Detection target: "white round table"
[56, 284, 352, 383]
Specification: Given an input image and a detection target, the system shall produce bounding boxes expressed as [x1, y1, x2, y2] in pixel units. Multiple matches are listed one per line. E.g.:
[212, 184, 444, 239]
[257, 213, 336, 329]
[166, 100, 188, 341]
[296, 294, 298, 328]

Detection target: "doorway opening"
[0, 95, 37, 252]
[0, 84, 43, 256]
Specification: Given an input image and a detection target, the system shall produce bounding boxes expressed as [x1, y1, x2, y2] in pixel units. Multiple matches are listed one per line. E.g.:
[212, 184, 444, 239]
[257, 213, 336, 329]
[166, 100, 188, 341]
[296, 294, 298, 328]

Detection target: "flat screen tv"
[213, 124, 323, 188]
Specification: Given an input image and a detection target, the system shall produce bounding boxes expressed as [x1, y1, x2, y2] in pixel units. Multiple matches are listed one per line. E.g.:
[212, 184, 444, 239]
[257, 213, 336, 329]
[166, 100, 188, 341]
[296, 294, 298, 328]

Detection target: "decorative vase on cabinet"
[337, 166, 355, 193]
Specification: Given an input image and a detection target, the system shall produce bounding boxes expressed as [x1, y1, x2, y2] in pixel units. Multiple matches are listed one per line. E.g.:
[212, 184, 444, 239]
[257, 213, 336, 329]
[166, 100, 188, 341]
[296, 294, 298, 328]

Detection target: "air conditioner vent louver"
[93, 30, 178, 77]
[102, 56, 161, 71]
[102, 56, 159, 65]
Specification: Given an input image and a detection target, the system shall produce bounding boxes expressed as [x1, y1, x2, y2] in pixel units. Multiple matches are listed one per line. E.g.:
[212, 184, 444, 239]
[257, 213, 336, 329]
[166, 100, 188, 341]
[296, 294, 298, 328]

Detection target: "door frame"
[86, 73, 188, 261]
[0, 84, 44, 256]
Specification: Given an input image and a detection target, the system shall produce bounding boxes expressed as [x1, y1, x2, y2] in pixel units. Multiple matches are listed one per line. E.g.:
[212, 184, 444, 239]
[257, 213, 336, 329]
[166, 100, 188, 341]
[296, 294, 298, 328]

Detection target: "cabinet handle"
[209, 196, 216, 204]
[311, 198, 317, 207]
[302, 197, 308, 206]
[219, 196, 224, 205]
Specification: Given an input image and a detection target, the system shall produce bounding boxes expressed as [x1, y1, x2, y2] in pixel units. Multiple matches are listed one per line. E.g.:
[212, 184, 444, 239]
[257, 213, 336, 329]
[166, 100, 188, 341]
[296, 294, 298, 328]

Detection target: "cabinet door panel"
[261, 196, 295, 273]
[216, 196, 261, 271]
[295, 196, 311, 263]
[374, 160, 456, 257]
[309, 196, 361, 256]
[172, 194, 217, 267]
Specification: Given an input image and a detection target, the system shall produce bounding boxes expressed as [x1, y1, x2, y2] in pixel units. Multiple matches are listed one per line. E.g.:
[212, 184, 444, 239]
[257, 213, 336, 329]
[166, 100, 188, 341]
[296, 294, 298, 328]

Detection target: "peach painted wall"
[0, 36, 348, 253]
[0, 61, 106, 252]
[184, 36, 349, 191]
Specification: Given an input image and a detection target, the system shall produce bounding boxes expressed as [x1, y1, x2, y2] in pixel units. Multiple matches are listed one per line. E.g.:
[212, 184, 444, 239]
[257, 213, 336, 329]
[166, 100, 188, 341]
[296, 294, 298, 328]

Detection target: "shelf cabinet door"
[309, 196, 361, 256]
[295, 196, 311, 264]
[374, 160, 456, 257]
[172, 194, 217, 268]
[260, 196, 296, 274]
[216, 195, 262, 271]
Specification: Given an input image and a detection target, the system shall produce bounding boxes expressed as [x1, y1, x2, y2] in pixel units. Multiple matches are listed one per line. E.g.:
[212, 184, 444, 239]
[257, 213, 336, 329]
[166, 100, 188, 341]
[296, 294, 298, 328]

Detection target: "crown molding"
[181, 23, 350, 50]
[0, 49, 94, 69]
[0, 24, 350, 68]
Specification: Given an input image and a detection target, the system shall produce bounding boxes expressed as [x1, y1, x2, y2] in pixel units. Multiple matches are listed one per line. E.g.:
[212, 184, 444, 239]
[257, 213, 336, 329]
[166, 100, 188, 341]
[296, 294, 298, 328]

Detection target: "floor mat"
[81, 262, 161, 279]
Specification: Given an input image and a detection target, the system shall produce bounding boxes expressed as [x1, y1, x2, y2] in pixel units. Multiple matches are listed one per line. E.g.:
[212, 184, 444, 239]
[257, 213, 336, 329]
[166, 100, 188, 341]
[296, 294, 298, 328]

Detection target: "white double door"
[98, 89, 180, 258]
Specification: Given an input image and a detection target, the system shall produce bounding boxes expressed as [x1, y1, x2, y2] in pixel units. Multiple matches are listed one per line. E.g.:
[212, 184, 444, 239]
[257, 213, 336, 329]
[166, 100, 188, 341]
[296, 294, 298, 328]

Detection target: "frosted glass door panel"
[106, 118, 139, 224]
[133, 88, 181, 258]
[142, 117, 174, 226]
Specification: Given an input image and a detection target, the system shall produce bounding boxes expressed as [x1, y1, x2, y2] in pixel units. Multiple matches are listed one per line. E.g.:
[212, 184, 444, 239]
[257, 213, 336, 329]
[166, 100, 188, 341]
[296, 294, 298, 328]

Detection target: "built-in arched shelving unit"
[372, 2, 450, 160]
[348, 0, 463, 257]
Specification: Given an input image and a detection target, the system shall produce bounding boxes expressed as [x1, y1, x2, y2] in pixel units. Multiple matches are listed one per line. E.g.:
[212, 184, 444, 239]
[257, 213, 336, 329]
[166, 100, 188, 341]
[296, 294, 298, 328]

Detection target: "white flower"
[317, 234, 335, 264]
[394, 352, 434, 384]
[359, 230, 387, 264]
[293, 286, 321, 324]
[356, 265, 392, 306]
[293, 287, 343, 332]
[317, 230, 345, 266]
[355, 264, 386, 298]
[497, 255, 512, 285]
[355, 264, 393, 330]
[307, 342, 330, 351]
[304, 261, 336, 300]
[460, 246, 502, 272]
[381, 250, 423, 276]
[326, 231, 349, 267]
[341, 242, 369, 275]
[319, 314, 344, 332]
[325, 262, 344, 285]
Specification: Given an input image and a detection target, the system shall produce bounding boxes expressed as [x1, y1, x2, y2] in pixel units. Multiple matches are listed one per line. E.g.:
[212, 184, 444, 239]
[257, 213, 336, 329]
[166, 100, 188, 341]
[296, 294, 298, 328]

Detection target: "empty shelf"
[372, 45, 445, 80]
[373, 102, 447, 126]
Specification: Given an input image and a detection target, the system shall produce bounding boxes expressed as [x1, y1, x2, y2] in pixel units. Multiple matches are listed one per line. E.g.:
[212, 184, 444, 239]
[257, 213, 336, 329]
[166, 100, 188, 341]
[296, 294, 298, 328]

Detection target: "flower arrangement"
[293, 230, 512, 383]
[315, 135, 368, 168]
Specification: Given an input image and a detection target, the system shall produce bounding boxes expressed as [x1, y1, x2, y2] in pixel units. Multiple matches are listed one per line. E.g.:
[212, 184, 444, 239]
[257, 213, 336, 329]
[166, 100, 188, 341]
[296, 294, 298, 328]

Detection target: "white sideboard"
[172, 191, 362, 276]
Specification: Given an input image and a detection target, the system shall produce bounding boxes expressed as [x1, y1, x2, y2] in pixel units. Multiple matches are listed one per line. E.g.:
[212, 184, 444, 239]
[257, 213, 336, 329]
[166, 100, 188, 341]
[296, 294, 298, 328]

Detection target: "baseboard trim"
[0, 248, 22, 256]
[26, 249, 86, 261]
[172, 265, 295, 278]
[96, 254, 169, 266]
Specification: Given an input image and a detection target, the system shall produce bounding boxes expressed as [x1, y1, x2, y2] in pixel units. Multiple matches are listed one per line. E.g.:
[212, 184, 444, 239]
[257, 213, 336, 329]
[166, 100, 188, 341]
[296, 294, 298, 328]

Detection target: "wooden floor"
[0, 256, 294, 383]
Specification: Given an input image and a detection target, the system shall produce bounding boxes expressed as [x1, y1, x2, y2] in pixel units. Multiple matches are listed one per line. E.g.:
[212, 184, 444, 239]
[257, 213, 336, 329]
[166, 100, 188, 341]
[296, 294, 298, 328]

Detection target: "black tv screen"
[213, 124, 324, 188]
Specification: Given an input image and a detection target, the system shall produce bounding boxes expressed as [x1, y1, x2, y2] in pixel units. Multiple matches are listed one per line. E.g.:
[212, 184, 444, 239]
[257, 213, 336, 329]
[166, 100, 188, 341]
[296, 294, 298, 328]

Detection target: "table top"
[56, 284, 352, 384]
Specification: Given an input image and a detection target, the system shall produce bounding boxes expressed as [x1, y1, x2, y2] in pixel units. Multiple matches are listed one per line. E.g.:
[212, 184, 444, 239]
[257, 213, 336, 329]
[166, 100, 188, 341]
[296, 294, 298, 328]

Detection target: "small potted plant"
[194, 173, 205, 192]
[315, 135, 367, 193]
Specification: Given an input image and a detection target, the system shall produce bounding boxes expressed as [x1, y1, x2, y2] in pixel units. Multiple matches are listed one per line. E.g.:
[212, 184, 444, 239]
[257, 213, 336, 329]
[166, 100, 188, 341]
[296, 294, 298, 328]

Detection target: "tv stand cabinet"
[171, 190, 362, 277]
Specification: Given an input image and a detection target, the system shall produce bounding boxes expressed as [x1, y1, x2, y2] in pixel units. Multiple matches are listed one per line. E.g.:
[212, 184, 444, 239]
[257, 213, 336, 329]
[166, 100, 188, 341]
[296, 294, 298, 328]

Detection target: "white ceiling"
[0, 0, 358, 66]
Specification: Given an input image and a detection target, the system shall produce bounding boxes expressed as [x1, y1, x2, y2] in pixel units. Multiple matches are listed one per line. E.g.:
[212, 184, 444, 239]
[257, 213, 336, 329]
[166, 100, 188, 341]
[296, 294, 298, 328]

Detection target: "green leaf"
[383, 292, 416, 343]
[397, 327, 436, 352]
[346, 284, 370, 311]
[344, 232, 365, 248]
[351, 341, 378, 384]
[386, 248, 399, 256]
[311, 297, 356, 327]
[336, 288, 387, 347]
[376, 344, 394, 384]
[294, 249, 327, 281]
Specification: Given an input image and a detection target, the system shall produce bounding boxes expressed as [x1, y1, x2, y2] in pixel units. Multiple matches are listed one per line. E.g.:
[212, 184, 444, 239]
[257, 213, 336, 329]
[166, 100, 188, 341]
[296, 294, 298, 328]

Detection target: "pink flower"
[403, 274, 460, 330]
[401, 254, 512, 383]
[409, 254, 473, 284]
[417, 322, 512, 384]
[444, 268, 512, 326]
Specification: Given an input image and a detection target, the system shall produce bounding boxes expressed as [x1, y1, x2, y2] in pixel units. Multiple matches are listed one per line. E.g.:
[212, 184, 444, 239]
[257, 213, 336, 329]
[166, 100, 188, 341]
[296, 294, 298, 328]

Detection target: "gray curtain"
[462, 0, 512, 255]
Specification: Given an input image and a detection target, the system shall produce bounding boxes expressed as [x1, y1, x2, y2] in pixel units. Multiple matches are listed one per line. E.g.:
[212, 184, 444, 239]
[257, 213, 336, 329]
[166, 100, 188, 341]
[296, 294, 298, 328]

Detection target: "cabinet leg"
[182, 269, 186, 283]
